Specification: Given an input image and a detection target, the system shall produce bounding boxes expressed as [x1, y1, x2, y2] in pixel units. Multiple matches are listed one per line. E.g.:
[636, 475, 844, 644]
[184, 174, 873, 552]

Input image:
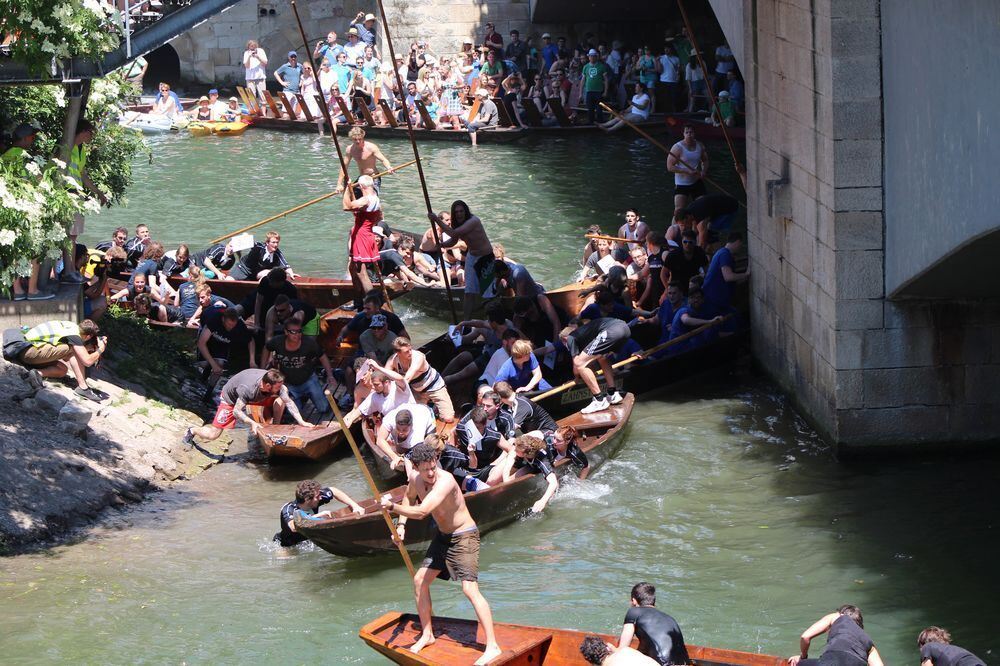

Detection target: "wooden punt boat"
[663, 113, 747, 142]
[294, 394, 633, 556]
[160, 273, 400, 311]
[242, 115, 671, 143]
[360, 611, 787, 666]
[257, 422, 344, 460]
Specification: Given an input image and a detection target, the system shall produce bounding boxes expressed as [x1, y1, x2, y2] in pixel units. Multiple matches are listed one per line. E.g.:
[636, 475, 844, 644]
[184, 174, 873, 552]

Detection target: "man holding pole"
[336, 127, 395, 195]
[342, 175, 382, 310]
[381, 442, 502, 665]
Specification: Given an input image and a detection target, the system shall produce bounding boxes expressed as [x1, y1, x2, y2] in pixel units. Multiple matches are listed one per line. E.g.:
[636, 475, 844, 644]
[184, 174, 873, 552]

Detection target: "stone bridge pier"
[730, 0, 1000, 452]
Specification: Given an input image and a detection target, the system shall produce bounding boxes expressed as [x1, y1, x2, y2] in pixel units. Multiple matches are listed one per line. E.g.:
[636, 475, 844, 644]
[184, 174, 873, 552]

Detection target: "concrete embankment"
[0, 357, 230, 553]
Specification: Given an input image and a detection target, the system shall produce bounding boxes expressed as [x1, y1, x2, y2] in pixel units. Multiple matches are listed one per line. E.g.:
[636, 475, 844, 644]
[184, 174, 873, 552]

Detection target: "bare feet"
[409, 631, 436, 654]
[474, 643, 502, 665]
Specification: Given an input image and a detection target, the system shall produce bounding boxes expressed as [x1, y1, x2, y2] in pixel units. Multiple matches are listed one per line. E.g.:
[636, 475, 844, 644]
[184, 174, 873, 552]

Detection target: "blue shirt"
[496, 353, 552, 391]
[580, 302, 634, 323]
[657, 300, 684, 344]
[542, 44, 560, 72]
[275, 63, 302, 92]
[668, 305, 717, 354]
[728, 79, 744, 106]
[362, 57, 380, 80]
[333, 63, 353, 92]
[703, 247, 735, 308]
[318, 44, 345, 66]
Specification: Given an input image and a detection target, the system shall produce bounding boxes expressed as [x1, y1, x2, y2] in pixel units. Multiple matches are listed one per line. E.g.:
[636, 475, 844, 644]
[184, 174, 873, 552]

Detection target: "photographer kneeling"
[2, 319, 109, 402]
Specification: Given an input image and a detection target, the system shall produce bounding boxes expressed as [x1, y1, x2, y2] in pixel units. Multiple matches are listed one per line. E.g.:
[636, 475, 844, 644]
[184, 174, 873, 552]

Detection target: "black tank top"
[825, 615, 873, 663]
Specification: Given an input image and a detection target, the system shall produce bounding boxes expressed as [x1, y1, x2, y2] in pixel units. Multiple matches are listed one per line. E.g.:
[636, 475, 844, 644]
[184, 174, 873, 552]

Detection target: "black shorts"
[473, 351, 490, 373]
[421, 527, 480, 582]
[581, 321, 631, 357]
[674, 180, 707, 198]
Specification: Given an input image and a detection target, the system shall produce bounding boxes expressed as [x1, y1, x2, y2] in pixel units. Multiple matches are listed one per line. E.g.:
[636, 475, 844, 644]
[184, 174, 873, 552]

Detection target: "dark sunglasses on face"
[285, 328, 302, 334]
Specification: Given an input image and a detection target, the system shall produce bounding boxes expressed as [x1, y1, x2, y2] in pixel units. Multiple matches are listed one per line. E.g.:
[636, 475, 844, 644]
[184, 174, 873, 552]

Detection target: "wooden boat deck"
[360, 612, 787, 666]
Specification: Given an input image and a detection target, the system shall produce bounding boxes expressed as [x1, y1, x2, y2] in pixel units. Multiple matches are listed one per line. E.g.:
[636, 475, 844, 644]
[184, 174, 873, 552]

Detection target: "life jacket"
[81, 248, 107, 279]
[23, 321, 81, 347]
[67, 143, 88, 183]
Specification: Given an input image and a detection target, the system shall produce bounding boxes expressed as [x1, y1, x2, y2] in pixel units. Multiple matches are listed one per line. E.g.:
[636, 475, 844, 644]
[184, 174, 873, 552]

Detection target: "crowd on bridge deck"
[133, 11, 745, 142]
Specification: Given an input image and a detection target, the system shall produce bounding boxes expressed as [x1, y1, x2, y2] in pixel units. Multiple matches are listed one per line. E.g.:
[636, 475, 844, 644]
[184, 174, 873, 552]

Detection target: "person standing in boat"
[616, 582, 689, 666]
[558, 317, 629, 414]
[429, 201, 494, 320]
[243, 41, 268, 107]
[788, 604, 884, 666]
[380, 442, 502, 665]
[667, 125, 708, 212]
[335, 127, 395, 195]
[341, 175, 382, 311]
[378, 336, 456, 423]
[274, 480, 364, 548]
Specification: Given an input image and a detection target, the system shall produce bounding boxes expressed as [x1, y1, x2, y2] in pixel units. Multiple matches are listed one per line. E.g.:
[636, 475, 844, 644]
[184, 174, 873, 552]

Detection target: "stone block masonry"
[745, 0, 1000, 452]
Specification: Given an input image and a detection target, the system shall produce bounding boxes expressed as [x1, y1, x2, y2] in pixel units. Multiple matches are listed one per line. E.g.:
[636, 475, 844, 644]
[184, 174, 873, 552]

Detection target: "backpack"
[2, 327, 32, 362]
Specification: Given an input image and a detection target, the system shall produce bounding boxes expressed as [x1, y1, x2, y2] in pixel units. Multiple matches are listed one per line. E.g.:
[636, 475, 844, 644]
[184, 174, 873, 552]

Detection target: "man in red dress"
[342, 174, 382, 309]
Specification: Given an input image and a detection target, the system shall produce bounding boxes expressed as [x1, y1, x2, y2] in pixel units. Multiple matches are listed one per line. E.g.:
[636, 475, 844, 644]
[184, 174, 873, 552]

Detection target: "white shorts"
[464, 252, 482, 294]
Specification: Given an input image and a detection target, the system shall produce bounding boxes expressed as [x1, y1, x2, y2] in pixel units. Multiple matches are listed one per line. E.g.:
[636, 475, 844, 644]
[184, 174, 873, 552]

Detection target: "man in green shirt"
[581, 49, 609, 124]
[712, 90, 736, 127]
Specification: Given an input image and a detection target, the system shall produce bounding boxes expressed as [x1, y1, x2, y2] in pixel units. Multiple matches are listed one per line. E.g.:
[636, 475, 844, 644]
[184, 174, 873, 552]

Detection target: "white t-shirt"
[209, 100, 229, 120]
[629, 93, 651, 120]
[244, 48, 267, 80]
[480, 348, 510, 385]
[626, 262, 645, 279]
[715, 46, 735, 74]
[658, 55, 680, 83]
[686, 63, 704, 82]
[383, 403, 436, 450]
[358, 380, 414, 417]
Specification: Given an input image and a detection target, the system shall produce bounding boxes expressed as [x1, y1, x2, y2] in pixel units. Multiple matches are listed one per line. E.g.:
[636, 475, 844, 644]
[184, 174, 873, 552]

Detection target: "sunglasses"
[285, 328, 303, 335]
[682, 240, 694, 245]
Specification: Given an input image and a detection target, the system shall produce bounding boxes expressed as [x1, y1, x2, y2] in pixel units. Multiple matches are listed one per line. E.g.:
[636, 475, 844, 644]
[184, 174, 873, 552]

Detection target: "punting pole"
[675, 0, 746, 185]
[374, 0, 459, 325]
[530, 314, 734, 403]
[599, 102, 745, 209]
[209, 160, 417, 244]
[289, 0, 351, 184]
[325, 391, 416, 577]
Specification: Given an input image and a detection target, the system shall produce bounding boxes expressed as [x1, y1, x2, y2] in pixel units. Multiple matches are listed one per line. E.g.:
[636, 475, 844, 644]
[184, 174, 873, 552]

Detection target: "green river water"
[2, 131, 996, 664]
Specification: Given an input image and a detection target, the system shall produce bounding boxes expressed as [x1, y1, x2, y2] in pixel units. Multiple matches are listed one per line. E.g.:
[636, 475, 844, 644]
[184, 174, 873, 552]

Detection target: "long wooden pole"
[374, 0, 458, 325]
[531, 315, 733, 403]
[324, 391, 415, 577]
[586, 233, 632, 244]
[209, 161, 417, 245]
[289, 0, 351, 181]
[675, 0, 745, 183]
[599, 102, 745, 209]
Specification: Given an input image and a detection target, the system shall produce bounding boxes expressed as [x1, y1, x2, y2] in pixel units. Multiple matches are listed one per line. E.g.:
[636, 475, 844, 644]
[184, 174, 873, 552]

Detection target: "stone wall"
[746, 0, 1000, 452]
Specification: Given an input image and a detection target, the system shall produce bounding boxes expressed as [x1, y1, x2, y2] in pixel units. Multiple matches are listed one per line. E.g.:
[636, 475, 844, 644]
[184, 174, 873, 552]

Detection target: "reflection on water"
[1, 131, 987, 664]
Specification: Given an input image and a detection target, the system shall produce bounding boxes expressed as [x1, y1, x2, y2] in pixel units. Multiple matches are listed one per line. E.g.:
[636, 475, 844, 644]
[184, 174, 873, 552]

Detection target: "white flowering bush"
[0, 0, 121, 73]
[0, 155, 99, 291]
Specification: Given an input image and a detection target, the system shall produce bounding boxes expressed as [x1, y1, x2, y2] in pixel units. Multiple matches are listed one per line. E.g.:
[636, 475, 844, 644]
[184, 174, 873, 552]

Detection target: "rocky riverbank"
[0, 357, 231, 554]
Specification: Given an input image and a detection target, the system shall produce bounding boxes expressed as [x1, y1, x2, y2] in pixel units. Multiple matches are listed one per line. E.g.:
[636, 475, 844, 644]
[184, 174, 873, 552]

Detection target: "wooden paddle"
[531, 314, 734, 403]
[586, 233, 633, 244]
[598, 102, 745, 209]
[208, 160, 417, 244]
[324, 390, 416, 577]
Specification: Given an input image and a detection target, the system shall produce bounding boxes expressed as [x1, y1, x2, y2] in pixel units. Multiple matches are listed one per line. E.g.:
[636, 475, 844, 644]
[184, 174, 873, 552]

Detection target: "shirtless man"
[580, 635, 658, 665]
[429, 200, 493, 320]
[336, 127, 394, 194]
[380, 443, 501, 665]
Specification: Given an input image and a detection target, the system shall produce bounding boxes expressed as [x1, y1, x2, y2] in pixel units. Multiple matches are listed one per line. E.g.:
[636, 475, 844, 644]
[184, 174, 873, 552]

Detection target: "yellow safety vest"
[81, 248, 106, 279]
[23, 321, 81, 347]
[67, 143, 88, 182]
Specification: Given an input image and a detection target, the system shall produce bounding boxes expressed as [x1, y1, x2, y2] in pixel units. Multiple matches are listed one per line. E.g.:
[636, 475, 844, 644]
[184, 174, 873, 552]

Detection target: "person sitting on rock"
[3, 319, 108, 402]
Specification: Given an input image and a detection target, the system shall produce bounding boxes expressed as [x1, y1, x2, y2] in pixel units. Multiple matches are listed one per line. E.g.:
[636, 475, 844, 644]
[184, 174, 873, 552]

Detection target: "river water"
[2, 131, 996, 664]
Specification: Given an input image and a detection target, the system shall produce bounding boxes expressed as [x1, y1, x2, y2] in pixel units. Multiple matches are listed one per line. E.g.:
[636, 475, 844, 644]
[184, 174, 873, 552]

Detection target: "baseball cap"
[12, 123, 40, 139]
[229, 96, 239, 101]
[542, 33, 551, 39]
[208, 88, 219, 95]
[372, 225, 387, 238]
[587, 48, 598, 56]
[364, 13, 376, 21]
[718, 90, 729, 97]
[288, 50, 298, 57]
[462, 38, 473, 44]
[475, 88, 488, 98]
[370, 314, 388, 328]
